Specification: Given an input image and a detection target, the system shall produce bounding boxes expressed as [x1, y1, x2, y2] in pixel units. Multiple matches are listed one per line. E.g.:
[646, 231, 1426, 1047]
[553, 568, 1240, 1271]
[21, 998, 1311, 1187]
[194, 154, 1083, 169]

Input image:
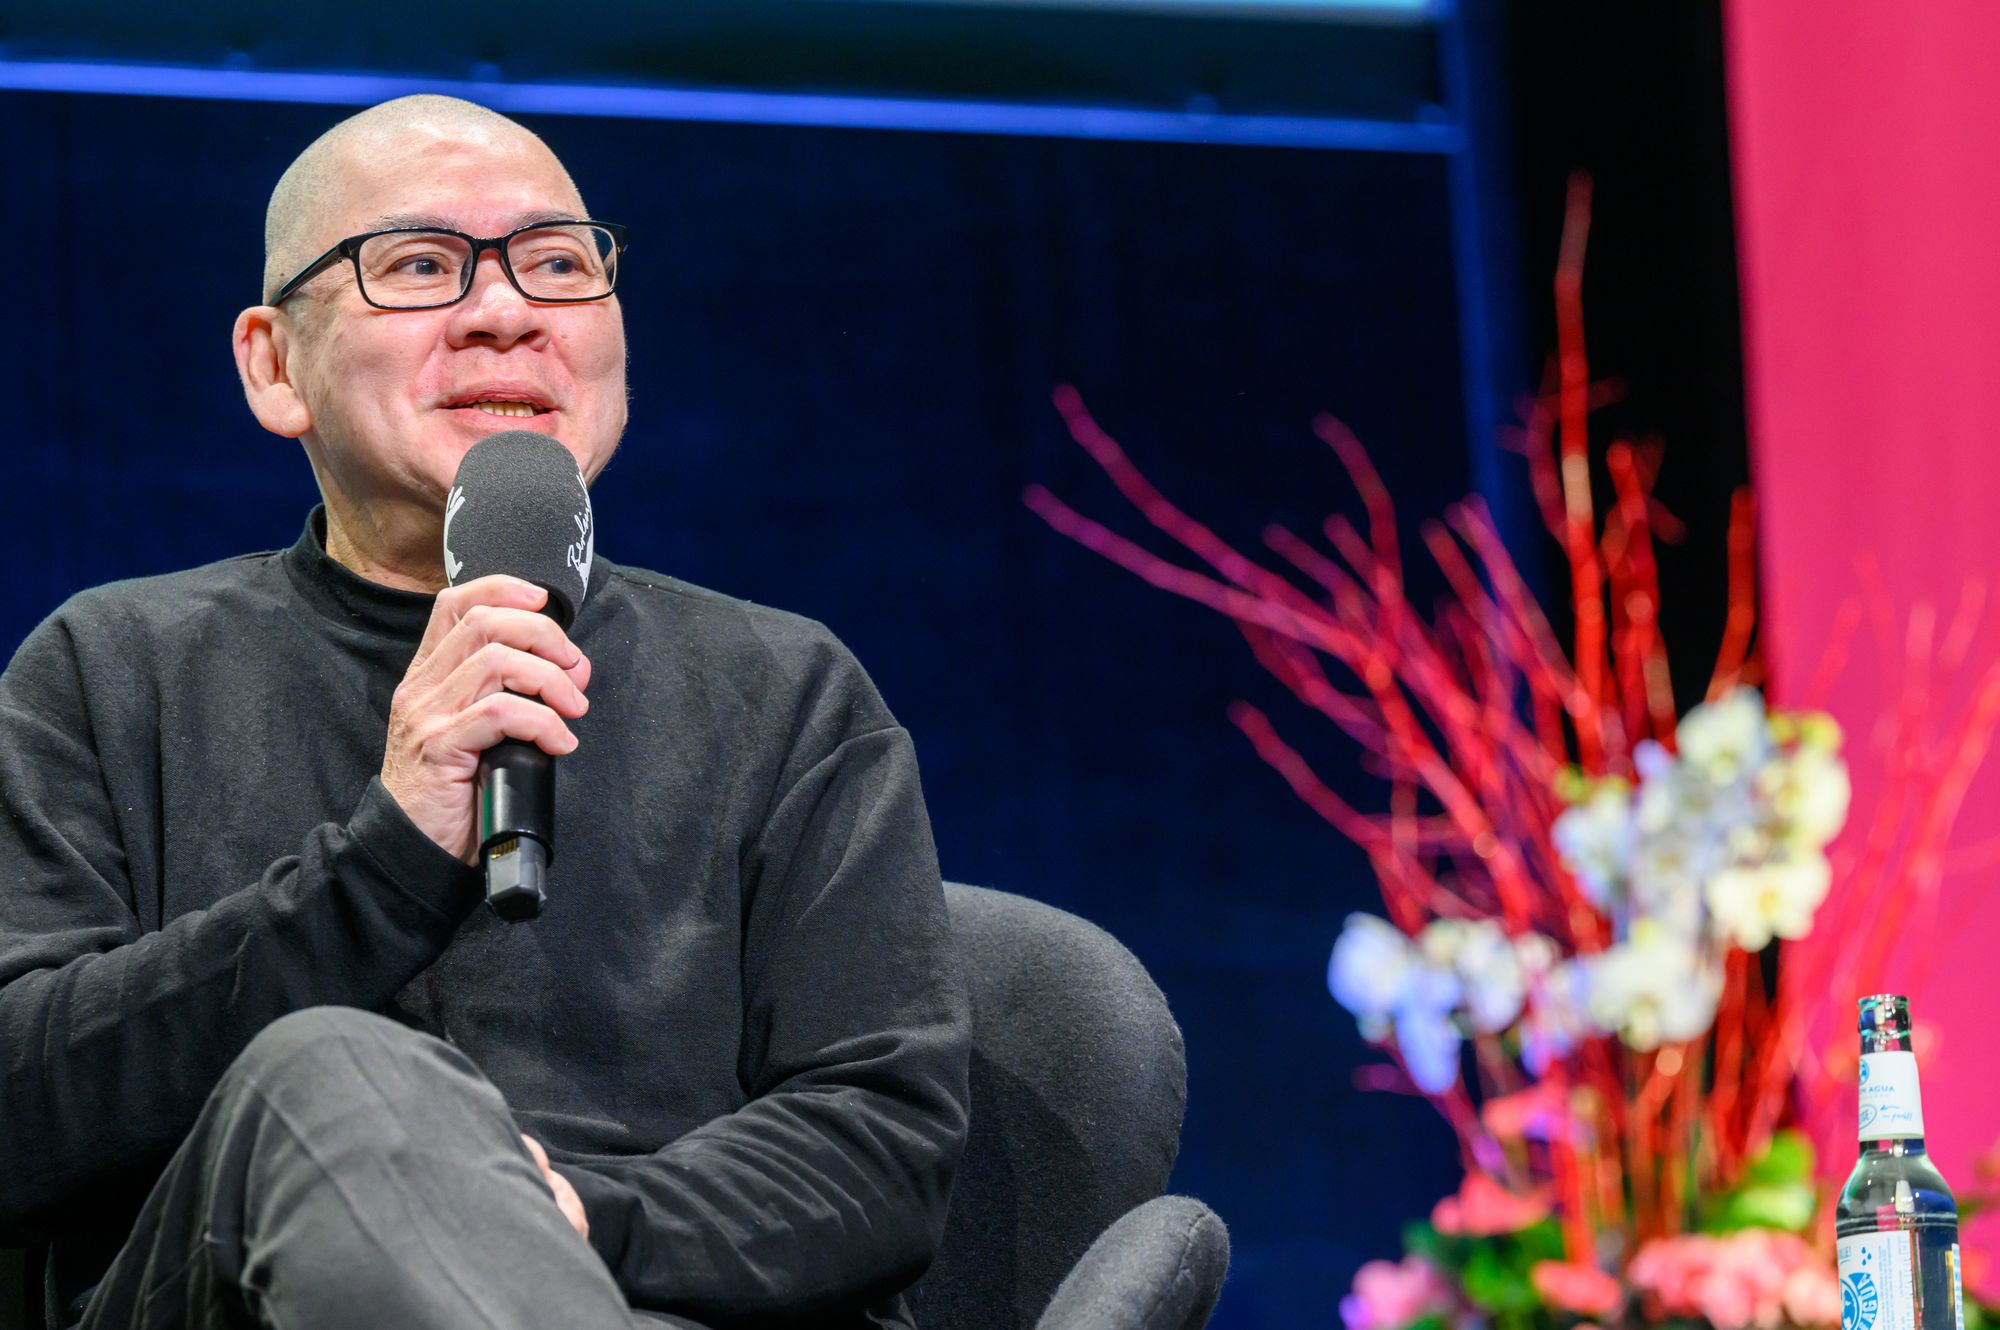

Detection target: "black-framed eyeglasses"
[269, 219, 629, 310]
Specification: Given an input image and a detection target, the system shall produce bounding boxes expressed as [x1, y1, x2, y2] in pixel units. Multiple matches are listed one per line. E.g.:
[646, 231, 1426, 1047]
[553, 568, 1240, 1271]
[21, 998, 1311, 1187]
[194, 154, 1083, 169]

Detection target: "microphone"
[442, 430, 595, 921]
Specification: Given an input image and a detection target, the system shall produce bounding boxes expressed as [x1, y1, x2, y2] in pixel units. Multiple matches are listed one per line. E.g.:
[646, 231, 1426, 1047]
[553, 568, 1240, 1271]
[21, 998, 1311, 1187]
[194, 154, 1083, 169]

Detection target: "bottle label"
[1839, 1233, 1917, 1330]
[1859, 1051, 1926, 1140]
[1953, 1245, 1965, 1330]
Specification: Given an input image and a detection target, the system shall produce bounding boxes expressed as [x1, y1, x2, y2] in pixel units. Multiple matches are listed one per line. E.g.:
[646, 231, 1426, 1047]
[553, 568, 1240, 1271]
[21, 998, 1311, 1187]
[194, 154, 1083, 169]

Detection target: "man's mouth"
[441, 392, 557, 420]
[460, 400, 547, 419]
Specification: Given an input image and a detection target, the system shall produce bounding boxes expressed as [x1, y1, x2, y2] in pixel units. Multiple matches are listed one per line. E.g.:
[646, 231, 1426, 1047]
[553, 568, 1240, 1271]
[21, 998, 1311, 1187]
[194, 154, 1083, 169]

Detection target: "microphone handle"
[476, 737, 556, 921]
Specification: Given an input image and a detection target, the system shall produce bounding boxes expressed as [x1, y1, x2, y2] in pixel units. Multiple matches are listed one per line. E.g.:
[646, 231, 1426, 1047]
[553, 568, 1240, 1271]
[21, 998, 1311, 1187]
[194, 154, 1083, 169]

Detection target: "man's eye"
[392, 255, 450, 276]
[521, 250, 584, 274]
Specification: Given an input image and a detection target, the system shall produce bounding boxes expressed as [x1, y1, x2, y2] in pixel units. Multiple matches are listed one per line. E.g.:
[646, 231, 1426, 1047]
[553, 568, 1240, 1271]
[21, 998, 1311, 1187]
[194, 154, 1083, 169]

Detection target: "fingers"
[521, 1134, 551, 1173]
[415, 597, 591, 700]
[550, 1170, 590, 1240]
[443, 692, 580, 757]
[521, 1135, 590, 1240]
[435, 639, 590, 720]
[414, 575, 550, 667]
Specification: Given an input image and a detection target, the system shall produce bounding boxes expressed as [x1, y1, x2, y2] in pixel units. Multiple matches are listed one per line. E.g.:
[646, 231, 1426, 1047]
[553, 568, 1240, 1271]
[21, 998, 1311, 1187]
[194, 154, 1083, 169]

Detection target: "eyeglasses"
[269, 219, 629, 310]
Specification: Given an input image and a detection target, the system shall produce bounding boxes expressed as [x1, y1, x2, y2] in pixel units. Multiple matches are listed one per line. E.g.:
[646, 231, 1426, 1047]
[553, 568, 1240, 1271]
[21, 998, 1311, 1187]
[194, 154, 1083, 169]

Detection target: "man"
[0, 95, 971, 1329]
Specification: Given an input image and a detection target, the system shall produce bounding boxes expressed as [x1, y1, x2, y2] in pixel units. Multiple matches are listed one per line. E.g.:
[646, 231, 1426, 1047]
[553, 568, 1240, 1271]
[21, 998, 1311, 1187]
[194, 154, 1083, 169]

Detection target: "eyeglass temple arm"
[269, 241, 351, 306]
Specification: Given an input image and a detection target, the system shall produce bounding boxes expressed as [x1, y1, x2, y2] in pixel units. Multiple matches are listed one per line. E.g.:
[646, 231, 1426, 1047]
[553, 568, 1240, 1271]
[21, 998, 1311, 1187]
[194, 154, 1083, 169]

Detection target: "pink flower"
[1629, 1235, 1724, 1319]
[1628, 1231, 1835, 1330]
[1708, 1232, 1819, 1330]
[1432, 1172, 1552, 1236]
[1481, 1081, 1571, 1142]
[1692, 1242, 1779, 1330]
[1783, 1265, 1840, 1327]
[1532, 1260, 1623, 1317]
[1340, 1257, 1454, 1330]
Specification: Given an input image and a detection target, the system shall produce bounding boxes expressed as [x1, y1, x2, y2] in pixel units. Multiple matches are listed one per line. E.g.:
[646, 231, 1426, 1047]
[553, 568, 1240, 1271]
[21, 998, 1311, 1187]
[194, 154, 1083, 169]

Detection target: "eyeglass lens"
[356, 225, 619, 307]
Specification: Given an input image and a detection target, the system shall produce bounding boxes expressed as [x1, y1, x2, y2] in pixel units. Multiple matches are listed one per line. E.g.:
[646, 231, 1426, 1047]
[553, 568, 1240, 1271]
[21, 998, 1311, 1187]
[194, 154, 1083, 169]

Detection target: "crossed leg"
[76, 1007, 709, 1330]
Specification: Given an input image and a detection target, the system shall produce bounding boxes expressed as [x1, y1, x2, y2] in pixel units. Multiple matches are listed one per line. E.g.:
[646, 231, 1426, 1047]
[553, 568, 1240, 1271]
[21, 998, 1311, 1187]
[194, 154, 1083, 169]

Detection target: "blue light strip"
[873, 0, 1435, 18]
[0, 59, 1462, 154]
[1433, 0, 1540, 590]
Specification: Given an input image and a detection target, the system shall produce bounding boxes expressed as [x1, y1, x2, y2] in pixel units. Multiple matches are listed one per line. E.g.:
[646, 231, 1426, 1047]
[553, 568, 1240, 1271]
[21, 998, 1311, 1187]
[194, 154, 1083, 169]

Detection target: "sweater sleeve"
[557, 659, 973, 1324]
[0, 609, 482, 1240]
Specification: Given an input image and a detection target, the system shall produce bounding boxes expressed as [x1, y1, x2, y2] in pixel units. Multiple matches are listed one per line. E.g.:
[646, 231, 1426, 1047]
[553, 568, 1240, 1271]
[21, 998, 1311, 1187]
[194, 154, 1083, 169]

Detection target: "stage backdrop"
[1725, 0, 2000, 1282]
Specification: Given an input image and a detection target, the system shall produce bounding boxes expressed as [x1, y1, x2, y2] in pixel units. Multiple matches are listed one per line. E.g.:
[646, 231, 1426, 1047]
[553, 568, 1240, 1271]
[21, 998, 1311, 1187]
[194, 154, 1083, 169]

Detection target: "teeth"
[466, 400, 540, 418]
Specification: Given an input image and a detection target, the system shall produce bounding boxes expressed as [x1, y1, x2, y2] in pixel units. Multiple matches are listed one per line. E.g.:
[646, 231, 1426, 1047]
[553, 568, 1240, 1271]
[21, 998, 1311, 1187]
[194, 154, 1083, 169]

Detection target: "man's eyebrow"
[370, 209, 583, 232]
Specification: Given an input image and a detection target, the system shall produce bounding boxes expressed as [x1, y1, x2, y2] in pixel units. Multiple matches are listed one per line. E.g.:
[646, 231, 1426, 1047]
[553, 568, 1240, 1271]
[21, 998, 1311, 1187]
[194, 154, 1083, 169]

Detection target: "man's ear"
[233, 305, 313, 439]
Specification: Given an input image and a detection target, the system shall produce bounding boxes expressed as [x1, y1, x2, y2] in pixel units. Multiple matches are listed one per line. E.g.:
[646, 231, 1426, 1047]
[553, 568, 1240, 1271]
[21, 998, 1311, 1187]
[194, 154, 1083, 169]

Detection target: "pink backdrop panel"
[1724, 0, 2000, 1283]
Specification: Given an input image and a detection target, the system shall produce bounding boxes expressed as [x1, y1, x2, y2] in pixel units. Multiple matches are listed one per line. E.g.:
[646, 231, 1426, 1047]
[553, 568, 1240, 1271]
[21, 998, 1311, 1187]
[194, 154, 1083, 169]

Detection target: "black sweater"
[0, 510, 971, 1327]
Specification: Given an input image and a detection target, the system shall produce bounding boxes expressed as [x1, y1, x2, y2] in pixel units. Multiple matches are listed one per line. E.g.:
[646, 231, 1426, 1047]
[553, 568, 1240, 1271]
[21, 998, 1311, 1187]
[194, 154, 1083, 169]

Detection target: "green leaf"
[1703, 1182, 1818, 1234]
[1403, 1220, 1464, 1273]
[1514, 1219, 1567, 1264]
[1745, 1130, 1816, 1186]
[1404, 1221, 1444, 1260]
[1461, 1244, 1540, 1314]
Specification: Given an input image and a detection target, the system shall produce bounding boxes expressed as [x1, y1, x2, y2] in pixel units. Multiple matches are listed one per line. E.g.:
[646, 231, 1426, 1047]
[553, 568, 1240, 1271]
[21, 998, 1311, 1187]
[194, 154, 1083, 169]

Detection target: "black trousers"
[76, 1007, 708, 1330]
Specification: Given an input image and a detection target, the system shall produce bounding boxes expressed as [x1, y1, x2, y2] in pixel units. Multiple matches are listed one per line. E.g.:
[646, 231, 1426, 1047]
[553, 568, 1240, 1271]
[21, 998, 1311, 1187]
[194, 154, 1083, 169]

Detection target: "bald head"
[262, 95, 585, 302]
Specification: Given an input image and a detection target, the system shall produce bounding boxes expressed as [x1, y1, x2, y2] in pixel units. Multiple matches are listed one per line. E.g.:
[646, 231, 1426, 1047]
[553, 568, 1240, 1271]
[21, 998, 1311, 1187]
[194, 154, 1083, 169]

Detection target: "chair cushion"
[910, 884, 1188, 1330]
[1034, 1196, 1230, 1330]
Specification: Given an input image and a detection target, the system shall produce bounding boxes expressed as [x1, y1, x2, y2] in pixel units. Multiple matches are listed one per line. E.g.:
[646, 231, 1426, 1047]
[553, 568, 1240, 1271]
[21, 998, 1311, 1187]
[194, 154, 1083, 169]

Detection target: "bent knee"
[243, 1005, 407, 1060]
[223, 1006, 446, 1098]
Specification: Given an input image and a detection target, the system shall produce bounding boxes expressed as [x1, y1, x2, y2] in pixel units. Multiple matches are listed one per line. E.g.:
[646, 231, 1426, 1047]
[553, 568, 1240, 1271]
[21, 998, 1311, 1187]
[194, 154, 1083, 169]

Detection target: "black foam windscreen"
[443, 431, 595, 629]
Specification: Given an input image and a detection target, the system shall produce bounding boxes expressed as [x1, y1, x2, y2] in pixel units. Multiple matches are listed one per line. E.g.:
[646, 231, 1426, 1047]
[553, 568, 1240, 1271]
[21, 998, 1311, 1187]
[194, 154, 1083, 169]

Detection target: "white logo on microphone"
[566, 468, 594, 593]
[443, 485, 467, 583]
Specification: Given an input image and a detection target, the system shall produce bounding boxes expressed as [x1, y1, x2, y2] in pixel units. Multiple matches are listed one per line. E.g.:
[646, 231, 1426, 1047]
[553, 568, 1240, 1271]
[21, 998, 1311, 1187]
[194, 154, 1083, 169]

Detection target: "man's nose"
[445, 249, 549, 351]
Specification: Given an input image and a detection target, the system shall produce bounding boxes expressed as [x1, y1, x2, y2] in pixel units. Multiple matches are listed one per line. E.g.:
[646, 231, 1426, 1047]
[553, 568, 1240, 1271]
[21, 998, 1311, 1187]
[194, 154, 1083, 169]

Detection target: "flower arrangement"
[1026, 178, 2000, 1326]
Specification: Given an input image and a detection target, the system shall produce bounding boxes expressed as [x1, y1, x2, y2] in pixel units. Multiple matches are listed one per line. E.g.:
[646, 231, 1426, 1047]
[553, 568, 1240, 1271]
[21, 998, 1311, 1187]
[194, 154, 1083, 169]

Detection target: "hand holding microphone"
[380, 432, 596, 920]
[380, 578, 588, 861]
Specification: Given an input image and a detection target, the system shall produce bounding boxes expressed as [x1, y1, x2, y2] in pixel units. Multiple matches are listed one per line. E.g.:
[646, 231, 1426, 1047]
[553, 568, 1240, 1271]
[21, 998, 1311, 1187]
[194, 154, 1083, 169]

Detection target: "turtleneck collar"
[282, 506, 440, 641]
[281, 506, 616, 642]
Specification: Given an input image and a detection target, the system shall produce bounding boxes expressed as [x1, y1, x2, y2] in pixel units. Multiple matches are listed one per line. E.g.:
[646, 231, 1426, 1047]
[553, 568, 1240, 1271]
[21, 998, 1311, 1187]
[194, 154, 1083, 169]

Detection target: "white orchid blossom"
[1548, 689, 1848, 959]
[1327, 913, 1417, 1026]
[1393, 963, 1465, 1094]
[1512, 931, 1561, 979]
[1328, 913, 1470, 1092]
[1518, 957, 1592, 1074]
[1582, 925, 1722, 1050]
[1420, 918, 1528, 1035]
[1631, 740, 1681, 834]
[1551, 780, 1634, 908]
[1674, 687, 1774, 786]
[1757, 745, 1851, 851]
[1626, 827, 1713, 941]
[1705, 853, 1832, 951]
